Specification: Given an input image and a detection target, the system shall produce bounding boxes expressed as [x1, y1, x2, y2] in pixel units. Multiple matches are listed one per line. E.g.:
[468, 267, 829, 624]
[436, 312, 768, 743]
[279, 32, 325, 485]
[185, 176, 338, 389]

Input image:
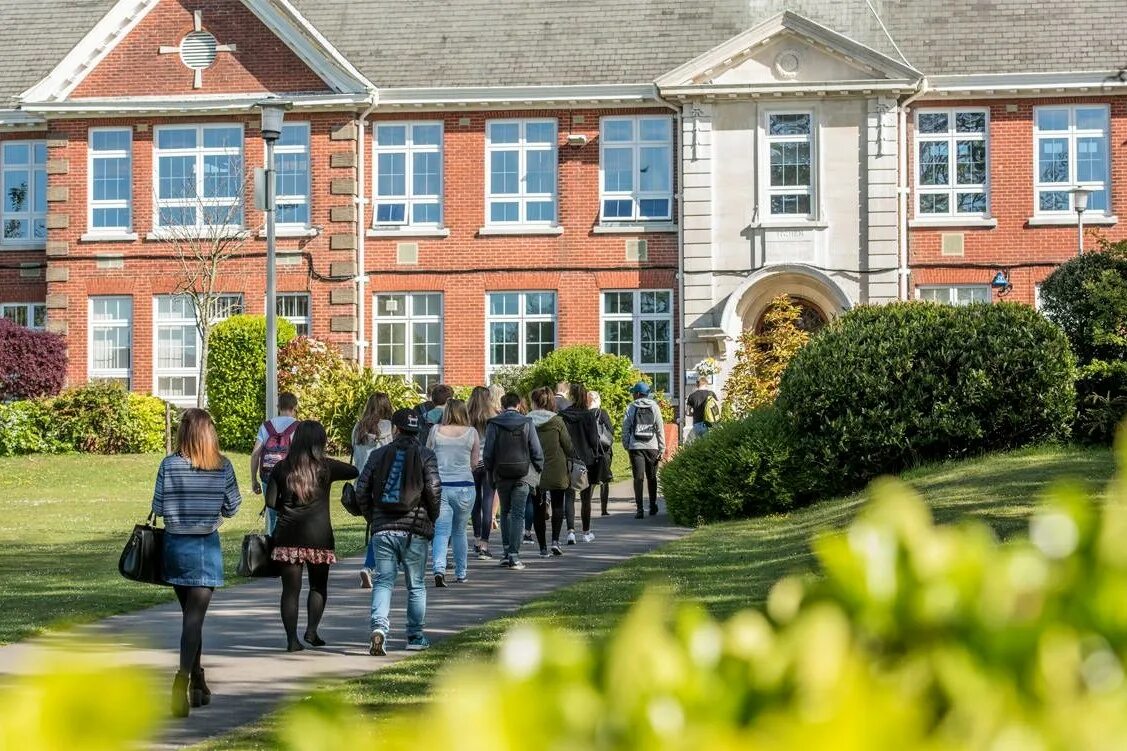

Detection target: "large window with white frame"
[1035, 105, 1110, 215]
[486, 291, 556, 376]
[2, 141, 46, 245]
[373, 122, 443, 226]
[601, 290, 675, 394]
[915, 109, 989, 217]
[153, 293, 243, 404]
[277, 293, 310, 336]
[917, 286, 991, 306]
[764, 111, 815, 218]
[373, 293, 443, 392]
[90, 296, 133, 387]
[600, 116, 674, 222]
[0, 302, 45, 330]
[275, 123, 310, 229]
[88, 128, 132, 233]
[154, 124, 243, 229]
[485, 120, 557, 225]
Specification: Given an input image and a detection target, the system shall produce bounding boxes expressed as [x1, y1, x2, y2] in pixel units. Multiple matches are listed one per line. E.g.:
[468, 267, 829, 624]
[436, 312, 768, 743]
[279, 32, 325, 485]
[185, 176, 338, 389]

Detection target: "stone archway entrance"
[753, 295, 828, 334]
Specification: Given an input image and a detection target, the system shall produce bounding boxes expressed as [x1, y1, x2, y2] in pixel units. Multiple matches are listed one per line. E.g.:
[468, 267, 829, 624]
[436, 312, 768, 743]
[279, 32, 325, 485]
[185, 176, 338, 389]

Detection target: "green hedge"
[519, 346, 642, 428]
[0, 400, 67, 456]
[1039, 240, 1127, 364]
[1074, 359, 1127, 444]
[206, 315, 296, 452]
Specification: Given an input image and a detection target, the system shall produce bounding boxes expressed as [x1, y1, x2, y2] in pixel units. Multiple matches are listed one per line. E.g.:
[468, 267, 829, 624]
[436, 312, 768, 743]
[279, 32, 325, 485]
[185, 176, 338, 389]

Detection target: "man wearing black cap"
[355, 407, 442, 655]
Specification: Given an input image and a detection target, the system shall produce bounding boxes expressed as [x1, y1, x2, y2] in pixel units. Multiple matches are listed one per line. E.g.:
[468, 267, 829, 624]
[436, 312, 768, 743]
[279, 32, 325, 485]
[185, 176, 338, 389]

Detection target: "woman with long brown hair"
[467, 385, 499, 559]
[152, 408, 241, 718]
[266, 421, 358, 651]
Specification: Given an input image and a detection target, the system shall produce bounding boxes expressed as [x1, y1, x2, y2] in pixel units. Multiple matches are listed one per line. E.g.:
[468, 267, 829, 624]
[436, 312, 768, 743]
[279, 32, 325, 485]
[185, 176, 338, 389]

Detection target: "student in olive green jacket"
[527, 386, 573, 557]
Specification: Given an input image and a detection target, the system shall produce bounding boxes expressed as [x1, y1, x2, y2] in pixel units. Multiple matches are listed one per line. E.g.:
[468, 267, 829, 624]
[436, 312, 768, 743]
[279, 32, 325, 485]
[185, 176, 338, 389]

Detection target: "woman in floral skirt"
[266, 420, 358, 651]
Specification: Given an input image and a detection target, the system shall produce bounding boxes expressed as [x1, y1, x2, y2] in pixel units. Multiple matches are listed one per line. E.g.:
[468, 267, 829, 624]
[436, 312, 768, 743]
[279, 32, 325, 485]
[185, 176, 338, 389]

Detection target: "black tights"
[599, 481, 610, 514]
[565, 487, 593, 533]
[173, 585, 213, 674]
[546, 489, 567, 543]
[279, 562, 330, 646]
[629, 449, 659, 509]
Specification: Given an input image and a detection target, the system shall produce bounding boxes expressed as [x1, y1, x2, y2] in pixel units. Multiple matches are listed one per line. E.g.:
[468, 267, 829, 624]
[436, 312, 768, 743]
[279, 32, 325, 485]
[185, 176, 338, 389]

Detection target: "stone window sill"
[908, 217, 998, 229]
[367, 227, 451, 238]
[0, 243, 48, 252]
[592, 222, 678, 234]
[1026, 215, 1118, 227]
[146, 228, 250, 241]
[750, 220, 830, 231]
[257, 227, 320, 239]
[80, 232, 139, 242]
[477, 225, 564, 237]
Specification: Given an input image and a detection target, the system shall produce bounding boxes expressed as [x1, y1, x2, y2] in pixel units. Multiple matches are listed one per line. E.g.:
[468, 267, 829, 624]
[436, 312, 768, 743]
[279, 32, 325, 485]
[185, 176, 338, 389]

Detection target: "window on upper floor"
[90, 296, 133, 388]
[600, 116, 674, 223]
[917, 285, 991, 306]
[373, 122, 443, 227]
[485, 120, 557, 226]
[88, 128, 132, 234]
[915, 109, 989, 217]
[154, 124, 243, 230]
[486, 291, 555, 377]
[373, 292, 443, 392]
[276, 292, 311, 336]
[275, 123, 310, 229]
[1035, 105, 1110, 215]
[601, 289, 675, 394]
[764, 111, 815, 219]
[0, 302, 46, 330]
[2, 141, 47, 246]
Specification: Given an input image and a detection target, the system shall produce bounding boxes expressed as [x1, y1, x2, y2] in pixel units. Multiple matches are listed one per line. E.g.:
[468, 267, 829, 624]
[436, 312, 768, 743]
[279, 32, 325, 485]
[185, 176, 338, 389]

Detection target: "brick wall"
[908, 97, 1127, 305]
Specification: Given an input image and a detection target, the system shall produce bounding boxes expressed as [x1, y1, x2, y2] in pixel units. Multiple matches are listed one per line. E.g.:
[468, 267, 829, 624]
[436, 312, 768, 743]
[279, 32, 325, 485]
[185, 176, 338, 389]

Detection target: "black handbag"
[237, 532, 278, 577]
[119, 512, 167, 586]
[341, 481, 363, 517]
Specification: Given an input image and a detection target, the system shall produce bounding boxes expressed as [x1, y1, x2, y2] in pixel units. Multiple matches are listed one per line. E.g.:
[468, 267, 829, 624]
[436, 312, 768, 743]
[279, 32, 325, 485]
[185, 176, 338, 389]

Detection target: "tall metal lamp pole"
[1071, 186, 1090, 257]
[257, 98, 291, 421]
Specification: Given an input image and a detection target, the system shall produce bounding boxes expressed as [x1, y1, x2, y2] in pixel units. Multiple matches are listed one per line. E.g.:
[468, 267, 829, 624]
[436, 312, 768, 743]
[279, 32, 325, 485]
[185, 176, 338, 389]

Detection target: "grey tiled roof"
[1, 0, 1125, 99]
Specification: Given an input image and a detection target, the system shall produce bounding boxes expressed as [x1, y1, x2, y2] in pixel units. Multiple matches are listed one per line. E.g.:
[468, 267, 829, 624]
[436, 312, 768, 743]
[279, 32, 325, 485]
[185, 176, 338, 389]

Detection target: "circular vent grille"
[179, 31, 218, 70]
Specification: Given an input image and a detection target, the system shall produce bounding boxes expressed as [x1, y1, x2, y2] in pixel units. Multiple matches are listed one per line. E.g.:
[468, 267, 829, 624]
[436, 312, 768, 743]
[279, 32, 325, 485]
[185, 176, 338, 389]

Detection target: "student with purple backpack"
[251, 392, 299, 533]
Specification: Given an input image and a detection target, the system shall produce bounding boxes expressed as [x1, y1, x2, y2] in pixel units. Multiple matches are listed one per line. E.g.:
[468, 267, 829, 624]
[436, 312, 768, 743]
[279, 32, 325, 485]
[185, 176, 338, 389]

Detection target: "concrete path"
[0, 487, 687, 748]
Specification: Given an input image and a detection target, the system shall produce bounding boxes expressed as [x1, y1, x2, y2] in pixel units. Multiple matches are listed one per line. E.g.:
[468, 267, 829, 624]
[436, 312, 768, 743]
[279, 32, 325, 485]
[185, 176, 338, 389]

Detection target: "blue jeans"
[690, 422, 710, 441]
[433, 485, 474, 579]
[496, 480, 530, 562]
[368, 533, 429, 638]
[264, 507, 278, 535]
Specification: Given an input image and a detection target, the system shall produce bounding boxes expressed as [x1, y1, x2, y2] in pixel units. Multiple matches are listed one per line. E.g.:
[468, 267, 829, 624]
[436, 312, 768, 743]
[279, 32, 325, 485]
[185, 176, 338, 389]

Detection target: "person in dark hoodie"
[483, 392, 544, 570]
[355, 408, 442, 656]
[560, 382, 601, 543]
[528, 386, 573, 556]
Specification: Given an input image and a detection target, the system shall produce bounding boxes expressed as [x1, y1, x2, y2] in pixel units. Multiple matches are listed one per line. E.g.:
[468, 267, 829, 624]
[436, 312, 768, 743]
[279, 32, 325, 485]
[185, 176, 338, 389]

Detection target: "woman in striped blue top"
[152, 408, 242, 718]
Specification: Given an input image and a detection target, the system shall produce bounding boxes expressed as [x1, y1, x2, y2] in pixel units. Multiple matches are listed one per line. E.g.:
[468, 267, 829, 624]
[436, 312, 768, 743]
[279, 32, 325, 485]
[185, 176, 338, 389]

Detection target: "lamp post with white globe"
[1071, 186, 1091, 257]
[256, 97, 291, 420]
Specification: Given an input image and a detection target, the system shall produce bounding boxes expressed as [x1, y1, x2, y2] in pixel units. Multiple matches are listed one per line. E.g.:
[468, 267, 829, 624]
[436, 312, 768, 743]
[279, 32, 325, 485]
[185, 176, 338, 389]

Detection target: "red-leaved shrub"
[0, 318, 66, 400]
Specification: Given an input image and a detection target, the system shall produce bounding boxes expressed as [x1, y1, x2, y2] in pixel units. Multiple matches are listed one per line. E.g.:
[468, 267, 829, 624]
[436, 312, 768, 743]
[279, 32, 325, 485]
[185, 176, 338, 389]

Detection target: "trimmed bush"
[1040, 238, 1127, 364]
[50, 383, 169, 454]
[206, 315, 296, 452]
[0, 400, 67, 456]
[519, 346, 642, 428]
[724, 294, 811, 418]
[319, 368, 421, 453]
[777, 301, 1076, 498]
[0, 318, 66, 400]
[1074, 359, 1127, 444]
[660, 406, 806, 526]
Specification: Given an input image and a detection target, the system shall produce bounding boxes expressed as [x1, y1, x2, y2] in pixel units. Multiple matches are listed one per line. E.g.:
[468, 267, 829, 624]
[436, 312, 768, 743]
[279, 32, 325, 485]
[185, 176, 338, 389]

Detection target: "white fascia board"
[927, 70, 1127, 94]
[376, 84, 660, 107]
[655, 10, 920, 88]
[659, 79, 917, 98]
[25, 91, 370, 116]
[20, 0, 159, 103]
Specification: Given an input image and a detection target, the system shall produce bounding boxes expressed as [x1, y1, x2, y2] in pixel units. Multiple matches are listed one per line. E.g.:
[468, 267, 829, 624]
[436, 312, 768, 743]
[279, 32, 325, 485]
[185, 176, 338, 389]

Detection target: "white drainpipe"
[656, 89, 685, 439]
[897, 77, 929, 300]
[355, 95, 378, 364]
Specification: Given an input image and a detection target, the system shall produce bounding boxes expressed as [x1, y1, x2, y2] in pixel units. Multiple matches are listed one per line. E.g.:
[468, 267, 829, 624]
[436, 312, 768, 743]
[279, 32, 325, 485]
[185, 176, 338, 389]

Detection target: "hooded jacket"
[622, 397, 666, 453]
[483, 408, 545, 486]
[560, 404, 601, 467]
[529, 409, 574, 491]
[355, 434, 442, 539]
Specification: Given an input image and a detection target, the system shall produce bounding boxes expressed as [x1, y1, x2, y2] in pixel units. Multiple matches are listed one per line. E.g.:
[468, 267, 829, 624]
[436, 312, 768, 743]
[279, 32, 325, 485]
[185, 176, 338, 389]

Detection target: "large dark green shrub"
[777, 301, 1076, 498]
[660, 407, 807, 526]
[519, 346, 642, 428]
[206, 315, 296, 451]
[1040, 239, 1127, 364]
[1074, 359, 1127, 444]
[50, 383, 168, 454]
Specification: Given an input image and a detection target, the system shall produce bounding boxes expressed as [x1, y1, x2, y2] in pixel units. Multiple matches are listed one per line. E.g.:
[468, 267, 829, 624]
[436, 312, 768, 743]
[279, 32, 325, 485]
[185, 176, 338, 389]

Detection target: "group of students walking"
[151, 380, 669, 718]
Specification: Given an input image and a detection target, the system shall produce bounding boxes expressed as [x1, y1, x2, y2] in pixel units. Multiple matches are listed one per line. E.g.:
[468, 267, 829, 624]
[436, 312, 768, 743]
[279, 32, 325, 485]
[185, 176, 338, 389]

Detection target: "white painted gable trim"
[655, 10, 921, 89]
[19, 0, 371, 104]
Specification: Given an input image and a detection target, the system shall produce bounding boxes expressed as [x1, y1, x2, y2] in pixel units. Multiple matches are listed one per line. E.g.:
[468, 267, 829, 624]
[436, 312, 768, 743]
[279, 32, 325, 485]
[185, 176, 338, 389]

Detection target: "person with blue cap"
[620, 381, 665, 518]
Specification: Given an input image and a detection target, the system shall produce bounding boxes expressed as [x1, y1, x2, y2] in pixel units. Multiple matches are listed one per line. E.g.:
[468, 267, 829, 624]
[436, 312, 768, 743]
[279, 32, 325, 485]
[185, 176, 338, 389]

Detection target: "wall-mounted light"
[991, 269, 1012, 296]
[566, 134, 589, 147]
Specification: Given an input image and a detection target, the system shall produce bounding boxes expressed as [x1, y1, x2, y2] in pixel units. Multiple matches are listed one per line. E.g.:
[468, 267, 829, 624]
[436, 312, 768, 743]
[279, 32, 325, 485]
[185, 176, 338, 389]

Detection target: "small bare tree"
[156, 154, 254, 407]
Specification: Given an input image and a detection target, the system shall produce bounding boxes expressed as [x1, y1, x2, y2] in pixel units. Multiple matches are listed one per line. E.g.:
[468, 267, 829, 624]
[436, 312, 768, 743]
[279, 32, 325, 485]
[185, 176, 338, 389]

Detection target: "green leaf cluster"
[724, 294, 811, 418]
[519, 345, 643, 428]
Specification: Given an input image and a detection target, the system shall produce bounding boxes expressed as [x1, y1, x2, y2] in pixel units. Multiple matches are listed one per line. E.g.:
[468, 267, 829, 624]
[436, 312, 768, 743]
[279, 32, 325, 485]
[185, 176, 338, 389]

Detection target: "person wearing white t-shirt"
[251, 392, 299, 533]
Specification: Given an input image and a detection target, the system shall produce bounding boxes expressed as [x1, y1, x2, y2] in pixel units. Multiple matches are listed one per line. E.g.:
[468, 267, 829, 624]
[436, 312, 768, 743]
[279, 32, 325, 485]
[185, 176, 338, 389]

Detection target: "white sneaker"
[359, 568, 373, 589]
[583, 531, 595, 543]
[566, 531, 576, 545]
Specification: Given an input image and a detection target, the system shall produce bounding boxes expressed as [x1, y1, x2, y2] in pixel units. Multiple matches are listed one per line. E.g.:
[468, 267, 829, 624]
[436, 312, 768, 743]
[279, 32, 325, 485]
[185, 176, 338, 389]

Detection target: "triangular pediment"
[656, 11, 920, 89]
[21, 0, 371, 104]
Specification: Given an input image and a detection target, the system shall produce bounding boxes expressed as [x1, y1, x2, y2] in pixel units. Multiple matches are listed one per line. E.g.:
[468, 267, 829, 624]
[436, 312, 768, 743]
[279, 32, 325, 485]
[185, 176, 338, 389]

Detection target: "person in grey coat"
[621, 382, 666, 518]
[483, 392, 544, 569]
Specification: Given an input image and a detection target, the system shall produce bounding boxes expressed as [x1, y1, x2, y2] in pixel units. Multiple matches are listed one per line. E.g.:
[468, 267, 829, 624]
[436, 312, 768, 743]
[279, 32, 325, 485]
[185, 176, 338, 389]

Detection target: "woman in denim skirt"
[152, 408, 242, 718]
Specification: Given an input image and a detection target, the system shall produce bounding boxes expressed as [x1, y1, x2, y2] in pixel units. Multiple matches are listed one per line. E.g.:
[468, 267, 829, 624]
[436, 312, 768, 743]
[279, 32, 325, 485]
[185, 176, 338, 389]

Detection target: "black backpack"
[632, 403, 658, 442]
[491, 419, 531, 480]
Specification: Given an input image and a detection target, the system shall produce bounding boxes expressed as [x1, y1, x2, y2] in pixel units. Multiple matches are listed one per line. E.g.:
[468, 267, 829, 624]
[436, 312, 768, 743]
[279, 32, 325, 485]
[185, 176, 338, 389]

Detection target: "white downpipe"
[355, 96, 377, 364]
[656, 91, 685, 441]
[897, 77, 929, 300]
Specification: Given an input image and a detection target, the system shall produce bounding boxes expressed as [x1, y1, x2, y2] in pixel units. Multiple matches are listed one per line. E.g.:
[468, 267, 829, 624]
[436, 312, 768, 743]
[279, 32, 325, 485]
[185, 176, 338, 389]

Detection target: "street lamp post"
[1071, 186, 1091, 257]
[257, 98, 291, 421]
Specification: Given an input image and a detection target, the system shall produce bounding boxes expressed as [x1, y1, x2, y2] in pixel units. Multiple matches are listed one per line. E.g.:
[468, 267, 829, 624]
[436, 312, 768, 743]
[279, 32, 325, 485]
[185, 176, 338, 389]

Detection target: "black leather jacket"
[355, 434, 442, 539]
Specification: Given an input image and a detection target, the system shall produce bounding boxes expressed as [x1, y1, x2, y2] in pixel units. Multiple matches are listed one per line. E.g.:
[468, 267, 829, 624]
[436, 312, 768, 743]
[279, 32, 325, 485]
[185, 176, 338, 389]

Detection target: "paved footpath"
[0, 488, 687, 749]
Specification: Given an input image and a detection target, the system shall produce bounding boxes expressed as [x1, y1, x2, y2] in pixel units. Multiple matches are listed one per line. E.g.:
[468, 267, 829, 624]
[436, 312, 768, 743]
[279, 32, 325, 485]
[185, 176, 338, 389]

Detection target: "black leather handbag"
[119, 512, 167, 585]
[340, 482, 363, 517]
[236, 532, 278, 577]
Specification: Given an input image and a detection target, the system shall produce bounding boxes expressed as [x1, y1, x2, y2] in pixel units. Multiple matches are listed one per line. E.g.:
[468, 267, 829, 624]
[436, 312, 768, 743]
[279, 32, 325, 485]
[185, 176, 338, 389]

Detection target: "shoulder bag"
[119, 512, 167, 586]
[569, 459, 590, 493]
[237, 507, 279, 577]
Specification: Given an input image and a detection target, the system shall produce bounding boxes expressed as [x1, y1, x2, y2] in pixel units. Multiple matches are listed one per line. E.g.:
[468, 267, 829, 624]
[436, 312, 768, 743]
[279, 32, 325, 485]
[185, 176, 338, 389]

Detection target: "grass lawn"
[199, 443, 1115, 750]
[0, 453, 368, 645]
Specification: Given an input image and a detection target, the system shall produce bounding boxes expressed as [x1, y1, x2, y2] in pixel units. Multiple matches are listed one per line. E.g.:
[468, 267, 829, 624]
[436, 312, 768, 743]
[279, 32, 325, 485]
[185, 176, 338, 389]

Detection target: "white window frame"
[88, 127, 133, 234]
[152, 123, 244, 230]
[600, 289, 675, 395]
[89, 296, 133, 387]
[914, 108, 990, 218]
[760, 108, 817, 222]
[276, 292, 311, 336]
[1, 140, 47, 246]
[152, 294, 243, 405]
[916, 285, 992, 306]
[484, 119, 558, 227]
[599, 115, 674, 222]
[0, 302, 46, 330]
[372, 292, 443, 390]
[1034, 104, 1111, 217]
[485, 291, 557, 378]
[372, 121, 444, 228]
[273, 122, 311, 230]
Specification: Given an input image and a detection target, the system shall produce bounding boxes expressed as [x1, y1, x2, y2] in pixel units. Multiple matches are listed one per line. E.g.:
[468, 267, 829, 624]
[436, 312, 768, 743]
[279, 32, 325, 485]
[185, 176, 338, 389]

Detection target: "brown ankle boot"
[171, 671, 190, 718]
[189, 668, 211, 707]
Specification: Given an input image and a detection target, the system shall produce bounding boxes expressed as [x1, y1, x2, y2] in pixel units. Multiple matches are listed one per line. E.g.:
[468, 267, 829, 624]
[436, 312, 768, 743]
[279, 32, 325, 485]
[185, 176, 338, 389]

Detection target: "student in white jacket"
[621, 382, 665, 519]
